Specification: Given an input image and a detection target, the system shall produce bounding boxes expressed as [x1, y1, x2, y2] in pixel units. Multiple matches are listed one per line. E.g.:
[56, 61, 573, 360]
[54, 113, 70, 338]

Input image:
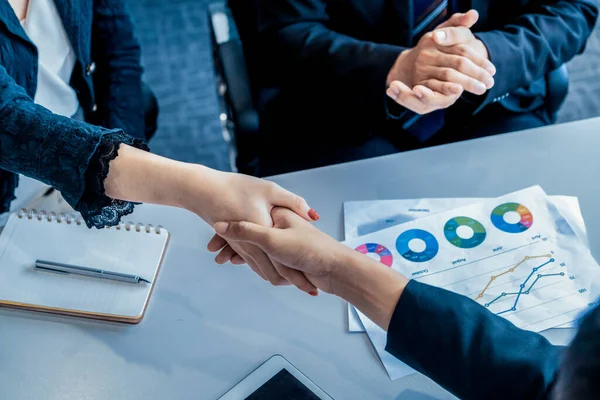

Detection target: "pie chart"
[355, 243, 393, 266]
[395, 229, 439, 263]
[491, 202, 533, 233]
[444, 216, 487, 249]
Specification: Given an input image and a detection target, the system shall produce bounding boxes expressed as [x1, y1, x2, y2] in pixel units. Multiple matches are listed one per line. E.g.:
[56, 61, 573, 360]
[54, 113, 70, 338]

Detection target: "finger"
[438, 44, 496, 76]
[433, 53, 494, 88]
[416, 79, 462, 96]
[229, 243, 268, 279]
[433, 26, 474, 47]
[272, 259, 318, 296]
[387, 80, 427, 114]
[214, 244, 238, 265]
[430, 67, 487, 95]
[245, 253, 268, 281]
[231, 254, 246, 265]
[246, 245, 291, 286]
[214, 221, 273, 250]
[270, 206, 299, 229]
[270, 184, 319, 221]
[413, 85, 461, 109]
[435, 10, 479, 30]
[207, 233, 228, 252]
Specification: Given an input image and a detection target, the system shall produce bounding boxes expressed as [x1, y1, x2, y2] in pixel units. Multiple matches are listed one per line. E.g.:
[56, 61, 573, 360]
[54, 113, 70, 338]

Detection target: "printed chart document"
[344, 196, 589, 332]
[342, 187, 599, 380]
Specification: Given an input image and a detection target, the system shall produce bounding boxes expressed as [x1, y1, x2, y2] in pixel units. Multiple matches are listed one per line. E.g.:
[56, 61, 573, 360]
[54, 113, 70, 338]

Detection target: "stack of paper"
[342, 186, 598, 380]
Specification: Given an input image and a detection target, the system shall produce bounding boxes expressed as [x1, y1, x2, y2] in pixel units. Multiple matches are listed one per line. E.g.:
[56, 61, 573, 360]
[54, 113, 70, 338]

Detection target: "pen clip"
[35, 265, 70, 275]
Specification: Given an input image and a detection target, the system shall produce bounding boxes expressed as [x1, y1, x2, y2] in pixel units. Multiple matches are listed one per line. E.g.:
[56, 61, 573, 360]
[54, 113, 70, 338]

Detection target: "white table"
[1, 118, 598, 400]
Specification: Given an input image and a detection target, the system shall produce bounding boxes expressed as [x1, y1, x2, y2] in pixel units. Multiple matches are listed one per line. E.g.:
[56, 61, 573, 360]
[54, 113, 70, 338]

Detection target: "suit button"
[92, 104, 98, 112]
[86, 62, 96, 76]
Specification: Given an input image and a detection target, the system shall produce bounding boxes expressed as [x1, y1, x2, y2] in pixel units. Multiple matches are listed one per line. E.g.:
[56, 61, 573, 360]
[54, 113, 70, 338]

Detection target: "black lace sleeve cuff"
[78, 130, 149, 229]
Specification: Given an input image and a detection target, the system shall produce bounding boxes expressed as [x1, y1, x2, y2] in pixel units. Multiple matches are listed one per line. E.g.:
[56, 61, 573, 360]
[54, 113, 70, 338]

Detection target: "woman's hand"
[213, 207, 354, 294]
[182, 166, 321, 295]
[103, 146, 321, 295]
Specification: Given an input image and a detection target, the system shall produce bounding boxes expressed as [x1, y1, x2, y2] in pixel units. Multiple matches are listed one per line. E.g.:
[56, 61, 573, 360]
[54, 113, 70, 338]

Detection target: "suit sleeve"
[259, 0, 406, 122]
[474, 0, 598, 110]
[92, 0, 145, 139]
[386, 280, 563, 400]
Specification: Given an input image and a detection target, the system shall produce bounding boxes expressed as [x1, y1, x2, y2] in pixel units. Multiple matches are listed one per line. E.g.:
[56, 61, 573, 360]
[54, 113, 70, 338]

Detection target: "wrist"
[387, 49, 412, 87]
[332, 249, 408, 330]
[175, 164, 229, 223]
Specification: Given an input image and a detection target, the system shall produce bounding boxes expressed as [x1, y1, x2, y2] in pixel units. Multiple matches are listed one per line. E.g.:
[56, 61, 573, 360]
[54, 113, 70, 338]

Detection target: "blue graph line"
[482, 258, 559, 315]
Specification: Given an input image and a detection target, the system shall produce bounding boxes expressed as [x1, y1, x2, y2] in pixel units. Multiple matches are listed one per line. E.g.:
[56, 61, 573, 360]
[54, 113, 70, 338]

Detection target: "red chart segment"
[355, 243, 393, 267]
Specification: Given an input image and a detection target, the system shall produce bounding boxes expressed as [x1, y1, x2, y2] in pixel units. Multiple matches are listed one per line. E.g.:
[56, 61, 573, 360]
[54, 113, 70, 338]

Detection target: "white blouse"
[21, 0, 80, 117]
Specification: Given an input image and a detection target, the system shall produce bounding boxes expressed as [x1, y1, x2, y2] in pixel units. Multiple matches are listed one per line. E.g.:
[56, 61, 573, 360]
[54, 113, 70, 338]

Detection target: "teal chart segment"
[396, 229, 439, 263]
[444, 216, 487, 249]
[491, 202, 533, 233]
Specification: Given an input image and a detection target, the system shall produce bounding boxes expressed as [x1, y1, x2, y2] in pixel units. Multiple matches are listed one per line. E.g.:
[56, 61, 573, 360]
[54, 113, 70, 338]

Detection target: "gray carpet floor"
[129, 0, 600, 171]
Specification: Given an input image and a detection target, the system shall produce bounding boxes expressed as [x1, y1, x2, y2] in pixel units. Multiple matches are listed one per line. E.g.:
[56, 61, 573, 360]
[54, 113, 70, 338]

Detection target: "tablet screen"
[245, 368, 320, 400]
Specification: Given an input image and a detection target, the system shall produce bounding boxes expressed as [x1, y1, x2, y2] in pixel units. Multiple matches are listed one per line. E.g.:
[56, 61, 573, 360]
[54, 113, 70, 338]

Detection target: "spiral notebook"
[0, 209, 170, 323]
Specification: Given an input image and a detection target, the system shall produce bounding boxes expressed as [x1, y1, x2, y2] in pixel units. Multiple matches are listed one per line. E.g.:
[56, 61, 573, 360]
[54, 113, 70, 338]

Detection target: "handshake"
[386, 10, 496, 115]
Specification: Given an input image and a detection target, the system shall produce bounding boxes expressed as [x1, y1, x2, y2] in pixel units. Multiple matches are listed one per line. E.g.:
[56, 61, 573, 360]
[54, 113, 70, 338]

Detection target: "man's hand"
[214, 208, 346, 294]
[432, 12, 491, 69]
[387, 10, 496, 115]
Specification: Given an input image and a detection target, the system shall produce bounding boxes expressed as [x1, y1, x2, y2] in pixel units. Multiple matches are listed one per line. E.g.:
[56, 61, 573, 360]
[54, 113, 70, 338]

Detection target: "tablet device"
[218, 354, 334, 400]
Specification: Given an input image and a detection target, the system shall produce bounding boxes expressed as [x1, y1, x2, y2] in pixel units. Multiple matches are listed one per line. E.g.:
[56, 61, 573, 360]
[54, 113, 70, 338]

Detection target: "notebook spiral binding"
[17, 209, 164, 234]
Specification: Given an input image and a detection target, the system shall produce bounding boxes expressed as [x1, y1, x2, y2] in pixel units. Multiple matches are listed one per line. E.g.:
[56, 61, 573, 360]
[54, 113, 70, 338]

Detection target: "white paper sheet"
[342, 187, 599, 380]
[345, 195, 589, 332]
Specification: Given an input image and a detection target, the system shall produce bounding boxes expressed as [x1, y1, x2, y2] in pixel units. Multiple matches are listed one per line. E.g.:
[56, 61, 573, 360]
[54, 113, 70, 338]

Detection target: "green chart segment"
[444, 216, 487, 249]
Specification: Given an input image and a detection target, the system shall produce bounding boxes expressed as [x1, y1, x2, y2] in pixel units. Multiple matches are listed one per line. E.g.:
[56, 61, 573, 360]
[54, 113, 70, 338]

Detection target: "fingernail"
[414, 90, 423, 99]
[487, 66, 496, 76]
[475, 82, 487, 94]
[214, 222, 229, 234]
[309, 290, 319, 297]
[434, 30, 446, 43]
[485, 77, 495, 88]
[390, 85, 400, 96]
[451, 84, 462, 93]
[308, 209, 320, 221]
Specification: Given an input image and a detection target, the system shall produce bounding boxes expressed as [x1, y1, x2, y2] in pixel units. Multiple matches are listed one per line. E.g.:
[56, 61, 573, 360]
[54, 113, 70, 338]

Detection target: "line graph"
[473, 254, 552, 301]
[481, 257, 558, 315]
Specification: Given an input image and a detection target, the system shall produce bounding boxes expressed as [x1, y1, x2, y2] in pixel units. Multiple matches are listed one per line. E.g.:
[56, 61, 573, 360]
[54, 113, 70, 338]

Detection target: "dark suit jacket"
[386, 280, 563, 399]
[256, 0, 598, 148]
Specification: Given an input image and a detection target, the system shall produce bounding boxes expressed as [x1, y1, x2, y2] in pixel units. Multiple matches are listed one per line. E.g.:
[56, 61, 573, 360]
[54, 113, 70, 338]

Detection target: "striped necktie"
[413, 0, 449, 44]
[399, 0, 449, 142]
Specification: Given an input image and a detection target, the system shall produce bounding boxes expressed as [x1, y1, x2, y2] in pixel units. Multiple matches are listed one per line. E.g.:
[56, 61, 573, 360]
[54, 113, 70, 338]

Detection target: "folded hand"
[387, 10, 496, 115]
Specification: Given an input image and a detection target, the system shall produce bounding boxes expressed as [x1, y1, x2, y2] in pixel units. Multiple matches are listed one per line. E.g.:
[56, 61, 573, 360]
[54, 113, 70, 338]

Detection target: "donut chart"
[444, 216, 487, 249]
[355, 243, 393, 267]
[395, 229, 439, 263]
[491, 203, 533, 233]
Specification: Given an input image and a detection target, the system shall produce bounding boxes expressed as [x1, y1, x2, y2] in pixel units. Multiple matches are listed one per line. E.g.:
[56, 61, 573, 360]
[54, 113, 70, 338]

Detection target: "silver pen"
[34, 260, 151, 284]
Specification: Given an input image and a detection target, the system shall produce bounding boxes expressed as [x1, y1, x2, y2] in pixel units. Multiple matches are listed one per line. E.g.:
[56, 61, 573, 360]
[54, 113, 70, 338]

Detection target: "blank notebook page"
[0, 211, 169, 320]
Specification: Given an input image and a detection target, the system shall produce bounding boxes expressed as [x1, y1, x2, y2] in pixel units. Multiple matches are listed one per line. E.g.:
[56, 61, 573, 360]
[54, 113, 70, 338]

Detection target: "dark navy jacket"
[387, 281, 564, 399]
[257, 0, 598, 146]
[0, 0, 145, 219]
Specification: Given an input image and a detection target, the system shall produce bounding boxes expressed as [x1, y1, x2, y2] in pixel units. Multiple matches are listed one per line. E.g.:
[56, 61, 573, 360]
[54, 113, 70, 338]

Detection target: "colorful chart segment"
[444, 216, 487, 249]
[355, 243, 393, 266]
[396, 229, 439, 263]
[491, 202, 533, 233]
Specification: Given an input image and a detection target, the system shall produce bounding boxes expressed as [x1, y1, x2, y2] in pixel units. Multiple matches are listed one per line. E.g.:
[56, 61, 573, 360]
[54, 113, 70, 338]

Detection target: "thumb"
[435, 9, 479, 30]
[271, 185, 320, 222]
[214, 221, 272, 248]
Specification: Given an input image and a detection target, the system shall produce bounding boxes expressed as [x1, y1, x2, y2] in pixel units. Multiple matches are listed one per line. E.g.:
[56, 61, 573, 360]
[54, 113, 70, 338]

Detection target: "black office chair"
[208, 1, 569, 174]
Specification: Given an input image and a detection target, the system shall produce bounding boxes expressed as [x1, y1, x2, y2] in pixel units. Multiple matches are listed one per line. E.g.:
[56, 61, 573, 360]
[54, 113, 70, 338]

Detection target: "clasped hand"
[387, 10, 496, 114]
[195, 169, 321, 296]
